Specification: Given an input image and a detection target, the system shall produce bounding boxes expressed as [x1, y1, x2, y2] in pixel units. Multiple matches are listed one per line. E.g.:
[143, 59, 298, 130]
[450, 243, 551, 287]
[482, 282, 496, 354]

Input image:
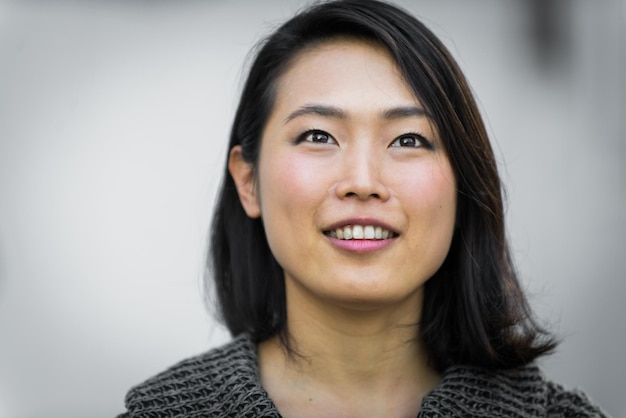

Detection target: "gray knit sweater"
[119, 334, 606, 417]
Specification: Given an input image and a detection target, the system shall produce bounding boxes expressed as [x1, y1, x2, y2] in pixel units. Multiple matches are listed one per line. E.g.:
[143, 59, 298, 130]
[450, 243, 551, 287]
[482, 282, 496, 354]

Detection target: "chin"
[320, 281, 424, 312]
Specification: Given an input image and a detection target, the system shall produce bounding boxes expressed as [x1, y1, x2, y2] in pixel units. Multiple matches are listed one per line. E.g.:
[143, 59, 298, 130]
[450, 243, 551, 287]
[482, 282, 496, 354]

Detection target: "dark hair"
[208, 0, 557, 372]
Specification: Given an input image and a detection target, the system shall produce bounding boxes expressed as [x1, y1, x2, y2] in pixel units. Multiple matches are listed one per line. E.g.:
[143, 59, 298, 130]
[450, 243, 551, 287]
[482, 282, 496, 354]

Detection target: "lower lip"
[327, 237, 396, 253]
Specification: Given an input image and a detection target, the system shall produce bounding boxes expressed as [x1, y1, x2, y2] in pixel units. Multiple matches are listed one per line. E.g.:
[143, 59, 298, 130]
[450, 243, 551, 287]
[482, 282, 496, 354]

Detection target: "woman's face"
[232, 39, 457, 313]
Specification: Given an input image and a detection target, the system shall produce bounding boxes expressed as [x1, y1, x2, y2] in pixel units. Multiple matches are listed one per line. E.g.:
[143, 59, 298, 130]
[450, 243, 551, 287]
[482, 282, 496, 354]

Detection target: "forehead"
[272, 38, 421, 113]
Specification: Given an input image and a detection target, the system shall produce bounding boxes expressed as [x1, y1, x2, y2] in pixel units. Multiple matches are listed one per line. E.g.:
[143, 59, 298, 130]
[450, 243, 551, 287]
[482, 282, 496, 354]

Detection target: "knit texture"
[119, 334, 607, 417]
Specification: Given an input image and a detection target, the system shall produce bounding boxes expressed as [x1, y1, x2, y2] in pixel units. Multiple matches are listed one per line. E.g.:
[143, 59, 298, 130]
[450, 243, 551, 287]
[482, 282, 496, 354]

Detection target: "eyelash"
[389, 132, 433, 149]
[294, 129, 432, 149]
[295, 130, 337, 145]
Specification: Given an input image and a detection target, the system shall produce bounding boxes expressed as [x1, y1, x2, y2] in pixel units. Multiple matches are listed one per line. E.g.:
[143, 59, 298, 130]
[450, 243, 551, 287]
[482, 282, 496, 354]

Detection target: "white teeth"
[330, 225, 395, 240]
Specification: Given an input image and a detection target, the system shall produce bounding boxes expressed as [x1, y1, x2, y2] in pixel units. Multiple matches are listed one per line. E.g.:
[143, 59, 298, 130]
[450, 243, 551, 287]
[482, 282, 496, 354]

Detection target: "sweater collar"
[418, 364, 547, 417]
[239, 334, 547, 418]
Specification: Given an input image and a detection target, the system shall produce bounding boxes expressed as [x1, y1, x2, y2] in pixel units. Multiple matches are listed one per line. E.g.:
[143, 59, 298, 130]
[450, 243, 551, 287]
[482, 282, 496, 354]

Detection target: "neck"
[258, 282, 441, 418]
[289, 295, 427, 382]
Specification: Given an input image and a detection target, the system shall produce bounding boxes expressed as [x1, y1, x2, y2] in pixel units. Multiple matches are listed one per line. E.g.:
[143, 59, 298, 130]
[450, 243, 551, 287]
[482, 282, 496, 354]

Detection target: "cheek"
[395, 160, 457, 242]
[393, 159, 456, 206]
[257, 152, 332, 270]
[257, 152, 332, 236]
[427, 168, 457, 219]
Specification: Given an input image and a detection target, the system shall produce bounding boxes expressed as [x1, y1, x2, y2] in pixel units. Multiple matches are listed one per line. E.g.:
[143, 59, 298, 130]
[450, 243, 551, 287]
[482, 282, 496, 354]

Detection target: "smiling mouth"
[324, 225, 398, 240]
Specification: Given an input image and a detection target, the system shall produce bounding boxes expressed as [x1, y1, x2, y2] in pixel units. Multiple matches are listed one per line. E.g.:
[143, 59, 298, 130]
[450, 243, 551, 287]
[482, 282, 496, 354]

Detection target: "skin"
[229, 39, 457, 418]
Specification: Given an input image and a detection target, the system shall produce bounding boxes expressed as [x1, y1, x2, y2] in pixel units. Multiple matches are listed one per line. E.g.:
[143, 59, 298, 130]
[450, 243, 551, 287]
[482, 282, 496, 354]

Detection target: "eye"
[297, 130, 337, 145]
[389, 133, 431, 149]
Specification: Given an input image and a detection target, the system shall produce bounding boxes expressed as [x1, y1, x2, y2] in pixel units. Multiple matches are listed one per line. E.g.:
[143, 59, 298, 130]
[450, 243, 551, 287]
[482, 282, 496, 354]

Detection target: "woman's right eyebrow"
[283, 104, 346, 124]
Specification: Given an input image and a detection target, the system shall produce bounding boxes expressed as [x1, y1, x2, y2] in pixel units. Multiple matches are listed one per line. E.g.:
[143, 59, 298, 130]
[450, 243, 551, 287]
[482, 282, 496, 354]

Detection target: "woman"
[119, 1, 607, 416]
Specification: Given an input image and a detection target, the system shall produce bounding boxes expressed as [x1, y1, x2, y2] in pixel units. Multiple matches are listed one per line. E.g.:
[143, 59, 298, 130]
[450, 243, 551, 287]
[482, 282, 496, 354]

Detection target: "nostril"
[345, 191, 381, 200]
[334, 168, 390, 201]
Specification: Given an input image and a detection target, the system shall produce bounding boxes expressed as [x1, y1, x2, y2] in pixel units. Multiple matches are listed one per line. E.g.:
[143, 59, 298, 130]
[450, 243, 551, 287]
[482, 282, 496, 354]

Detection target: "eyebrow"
[284, 104, 346, 123]
[382, 105, 429, 119]
[283, 104, 429, 124]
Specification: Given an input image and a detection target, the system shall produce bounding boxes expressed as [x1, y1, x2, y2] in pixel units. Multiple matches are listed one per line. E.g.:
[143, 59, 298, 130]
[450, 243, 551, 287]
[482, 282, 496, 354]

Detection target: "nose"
[334, 146, 390, 201]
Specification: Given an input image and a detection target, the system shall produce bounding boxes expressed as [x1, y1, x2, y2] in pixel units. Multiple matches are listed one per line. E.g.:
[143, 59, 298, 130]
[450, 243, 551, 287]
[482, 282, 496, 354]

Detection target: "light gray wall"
[0, 0, 623, 417]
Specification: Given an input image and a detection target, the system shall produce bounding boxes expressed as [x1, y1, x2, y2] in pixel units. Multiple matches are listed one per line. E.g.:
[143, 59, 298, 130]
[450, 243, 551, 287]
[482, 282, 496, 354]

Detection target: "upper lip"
[323, 217, 400, 235]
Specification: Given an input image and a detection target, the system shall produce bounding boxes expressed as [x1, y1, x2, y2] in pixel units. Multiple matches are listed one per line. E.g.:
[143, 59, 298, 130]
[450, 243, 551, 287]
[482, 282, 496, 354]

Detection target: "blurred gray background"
[0, 0, 624, 417]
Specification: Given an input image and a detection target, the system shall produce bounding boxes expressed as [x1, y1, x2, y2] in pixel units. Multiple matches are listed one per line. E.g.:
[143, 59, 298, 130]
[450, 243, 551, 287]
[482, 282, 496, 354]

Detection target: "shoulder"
[420, 364, 607, 417]
[119, 334, 280, 418]
[544, 379, 608, 418]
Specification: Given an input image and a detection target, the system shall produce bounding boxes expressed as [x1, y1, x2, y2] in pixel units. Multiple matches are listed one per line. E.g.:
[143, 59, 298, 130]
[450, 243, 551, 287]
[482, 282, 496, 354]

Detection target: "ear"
[228, 145, 261, 218]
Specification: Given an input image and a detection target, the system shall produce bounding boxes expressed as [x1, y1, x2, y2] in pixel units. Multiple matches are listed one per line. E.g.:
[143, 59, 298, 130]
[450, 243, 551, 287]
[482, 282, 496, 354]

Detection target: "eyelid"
[294, 129, 338, 145]
[389, 132, 433, 149]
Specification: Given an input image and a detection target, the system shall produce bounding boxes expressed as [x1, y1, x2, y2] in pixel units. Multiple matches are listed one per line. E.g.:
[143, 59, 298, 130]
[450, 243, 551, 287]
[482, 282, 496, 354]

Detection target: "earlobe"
[228, 145, 261, 218]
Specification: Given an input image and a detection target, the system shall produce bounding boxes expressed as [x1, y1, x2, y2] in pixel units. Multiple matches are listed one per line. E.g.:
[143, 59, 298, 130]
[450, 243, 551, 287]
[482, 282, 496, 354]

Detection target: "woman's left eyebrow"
[382, 105, 429, 120]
